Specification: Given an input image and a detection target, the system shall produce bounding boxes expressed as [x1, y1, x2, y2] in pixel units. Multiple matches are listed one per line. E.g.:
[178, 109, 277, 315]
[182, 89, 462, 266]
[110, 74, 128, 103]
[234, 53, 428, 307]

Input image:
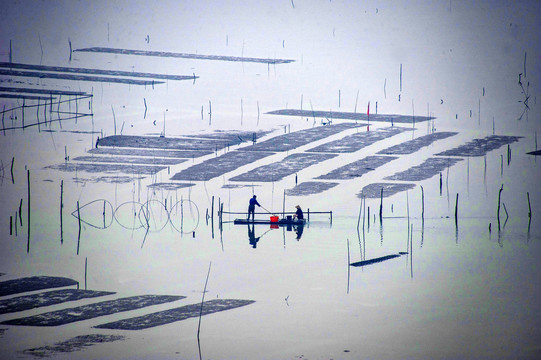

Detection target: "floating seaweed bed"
[0, 276, 78, 297]
[435, 135, 521, 157]
[285, 181, 339, 196]
[183, 129, 273, 142]
[95, 299, 255, 330]
[0, 289, 115, 315]
[46, 163, 166, 175]
[240, 123, 361, 152]
[22, 334, 125, 358]
[43, 129, 101, 135]
[230, 153, 337, 182]
[147, 182, 195, 190]
[350, 253, 407, 267]
[73, 155, 186, 166]
[0, 86, 89, 96]
[359, 183, 416, 198]
[377, 132, 458, 155]
[1, 295, 184, 327]
[316, 155, 397, 180]
[384, 157, 463, 181]
[171, 151, 274, 181]
[75, 47, 295, 64]
[0, 61, 196, 81]
[308, 127, 411, 153]
[222, 184, 260, 189]
[0, 93, 56, 100]
[267, 109, 434, 123]
[98, 134, 255, 151]
[77, 175, 141, 184]
[0, 69, 163, 86]
[88, 147, 212, 158]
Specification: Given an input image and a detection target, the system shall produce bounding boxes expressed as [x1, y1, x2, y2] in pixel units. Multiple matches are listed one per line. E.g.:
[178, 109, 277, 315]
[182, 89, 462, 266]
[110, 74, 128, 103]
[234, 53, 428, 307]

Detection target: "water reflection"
[246, 223, 303, 248]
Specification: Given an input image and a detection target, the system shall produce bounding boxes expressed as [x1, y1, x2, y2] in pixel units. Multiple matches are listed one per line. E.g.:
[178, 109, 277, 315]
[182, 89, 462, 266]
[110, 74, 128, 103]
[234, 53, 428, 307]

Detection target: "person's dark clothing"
[295, 208, 304, 220]
[247, 197, 261, 221]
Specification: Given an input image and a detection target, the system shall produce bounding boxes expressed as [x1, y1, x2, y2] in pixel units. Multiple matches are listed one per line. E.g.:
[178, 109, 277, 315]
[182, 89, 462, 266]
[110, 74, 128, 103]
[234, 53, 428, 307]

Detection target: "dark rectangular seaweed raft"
[22, 334, 125, 358]
[384, 157, 463, 182]
[268, 109, 434, 123]
[359, 183, 416, 199]
[46, 163, 166, 175]
[172, 124, 358, 181]
[316, 155, 397, 180]
[240, 123, 361, 152]
[230, 153, 337, 182]
[307, 127, 410, 153]
[377, 132, 458, 155]
[73, 155, 186, 166]
[88, 148, 212, 158]
[350, 253, 406, 267]
[171, 151, 275, 181]
[435, 135, 521, 157]
[95, 299, 255, 330]
[0, 289, 115, 315]
[0, 276, 78, 297]
[75, 47, 294, 64]
[1, 295, 184, 326]
[97, 135, 244, 151]
[286, 181, 339, 196]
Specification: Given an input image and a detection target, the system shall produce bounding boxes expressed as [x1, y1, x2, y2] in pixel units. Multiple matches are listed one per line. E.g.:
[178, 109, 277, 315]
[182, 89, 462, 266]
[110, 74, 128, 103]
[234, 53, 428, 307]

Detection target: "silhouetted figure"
[247, 195, 261, 222]
[95, 137, 100, 148]
[293, 205, 304, 220]
[294, 224, 304, 240]
[248, 224, 260, 248]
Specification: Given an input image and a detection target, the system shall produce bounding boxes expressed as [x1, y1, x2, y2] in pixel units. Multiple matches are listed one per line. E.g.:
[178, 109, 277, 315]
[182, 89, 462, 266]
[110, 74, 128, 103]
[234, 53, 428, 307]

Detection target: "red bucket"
[270, 216, 279, 223]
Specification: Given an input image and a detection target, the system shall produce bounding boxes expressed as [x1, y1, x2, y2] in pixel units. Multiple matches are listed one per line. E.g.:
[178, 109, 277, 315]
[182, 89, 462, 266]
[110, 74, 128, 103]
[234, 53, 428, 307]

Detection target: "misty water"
[1, 1, 540, 359]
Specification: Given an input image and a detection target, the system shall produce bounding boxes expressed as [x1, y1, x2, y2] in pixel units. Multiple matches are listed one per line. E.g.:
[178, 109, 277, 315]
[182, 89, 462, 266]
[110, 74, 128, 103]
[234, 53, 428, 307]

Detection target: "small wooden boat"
[233, 218, 306, 225]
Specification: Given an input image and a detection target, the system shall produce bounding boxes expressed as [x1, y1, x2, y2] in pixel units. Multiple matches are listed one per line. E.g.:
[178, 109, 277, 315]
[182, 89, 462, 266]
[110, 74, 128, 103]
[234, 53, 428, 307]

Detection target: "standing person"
[293, 205, 304, 220]
[247, 195, 261, 221]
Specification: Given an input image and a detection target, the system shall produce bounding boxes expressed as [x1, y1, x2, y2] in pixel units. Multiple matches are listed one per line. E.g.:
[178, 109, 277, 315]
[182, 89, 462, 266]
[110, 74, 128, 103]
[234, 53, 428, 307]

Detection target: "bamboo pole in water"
[197, 262, 212, 341]
[77, 200, 81, 255]
[497, 185, 503, 231]
[527, 192, 532, 219]
[84, 257, 88, 290]
[421, 185, 425, 220]
[379, 187, 383, 223]
[10, 157, 14, 184]
[60, 180, 63, 244]
[455, 193, 459, 227]
[27, 169, 30, 253]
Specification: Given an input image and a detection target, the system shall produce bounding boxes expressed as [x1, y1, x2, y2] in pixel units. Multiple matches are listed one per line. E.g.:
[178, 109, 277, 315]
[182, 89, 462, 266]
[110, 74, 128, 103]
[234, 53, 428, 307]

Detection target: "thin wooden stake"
[10, 157, 14, 184]
[60, 180, 63, 244]
[497, 185, 503, 231]
[84, 257, 88, 290]
[197, 262, 212, 342]
[18, 198, 23, 226]
[527, 192, 531, 219]
[111, 105, 116, 136]
[77, 200, 81, 255]
[27, 169, 30, 253]
[379, 187, 383, 223]
[455, 193, 459, 227]
[347, 238, 350, 294]
[421, 185, 425, 220]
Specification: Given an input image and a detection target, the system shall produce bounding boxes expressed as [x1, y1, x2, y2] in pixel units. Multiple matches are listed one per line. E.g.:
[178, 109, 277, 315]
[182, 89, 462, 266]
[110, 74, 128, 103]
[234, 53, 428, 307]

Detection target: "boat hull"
[233, 218, 306, 225]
